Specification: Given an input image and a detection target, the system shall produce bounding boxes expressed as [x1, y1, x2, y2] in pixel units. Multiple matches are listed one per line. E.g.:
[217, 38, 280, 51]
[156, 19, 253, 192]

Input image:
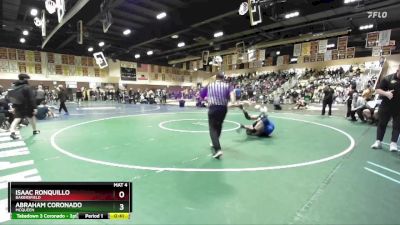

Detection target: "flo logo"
[367, 11, 388, 19]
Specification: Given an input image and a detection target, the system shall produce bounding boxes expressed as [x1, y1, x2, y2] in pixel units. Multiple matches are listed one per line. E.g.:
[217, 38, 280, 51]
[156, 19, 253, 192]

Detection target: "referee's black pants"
[208, 105, 227, 151]
[377, 106, 400, 142]
[59, 101, 68, 113]
[322, 99, 332, 116]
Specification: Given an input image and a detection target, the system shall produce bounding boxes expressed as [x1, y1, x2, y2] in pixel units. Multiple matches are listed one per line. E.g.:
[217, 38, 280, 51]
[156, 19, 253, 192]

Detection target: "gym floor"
[2, 102, 400, 225]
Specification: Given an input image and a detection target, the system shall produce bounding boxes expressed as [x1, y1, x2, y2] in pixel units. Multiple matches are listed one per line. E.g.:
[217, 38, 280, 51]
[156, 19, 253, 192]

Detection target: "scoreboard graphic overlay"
[8, 182, 132, 220]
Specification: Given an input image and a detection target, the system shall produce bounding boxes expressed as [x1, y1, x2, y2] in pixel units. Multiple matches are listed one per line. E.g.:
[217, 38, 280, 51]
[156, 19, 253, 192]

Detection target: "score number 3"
[119, 191, 125, 211]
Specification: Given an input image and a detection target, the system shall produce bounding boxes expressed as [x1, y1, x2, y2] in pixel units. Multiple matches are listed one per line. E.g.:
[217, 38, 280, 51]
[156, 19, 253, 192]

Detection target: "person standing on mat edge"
[371, 65, 400, 152]
[200, 72, 233, 159]
[57, 85, 69, 115]
[322, 83, 334, 116]
[8, 74, 40, 140]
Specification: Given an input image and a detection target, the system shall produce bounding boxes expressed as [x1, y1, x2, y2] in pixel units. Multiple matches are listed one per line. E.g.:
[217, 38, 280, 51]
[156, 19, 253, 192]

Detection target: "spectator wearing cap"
[200, 72, 234, 159]
[8, 74, 40, 140]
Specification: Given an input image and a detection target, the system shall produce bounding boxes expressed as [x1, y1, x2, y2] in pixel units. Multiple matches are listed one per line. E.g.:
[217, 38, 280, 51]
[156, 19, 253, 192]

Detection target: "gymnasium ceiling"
[1, 0, 400, 66]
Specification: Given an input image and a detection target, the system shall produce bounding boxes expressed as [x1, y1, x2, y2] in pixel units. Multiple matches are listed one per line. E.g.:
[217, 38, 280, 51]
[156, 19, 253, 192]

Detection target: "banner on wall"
[297, 56, 303, 64]
[382, 46, 392, 56]
[338, 50, 346, 59]
[258, 49, 265, 61]
[202, 51, 210, 67]
[293, 43, 302, 57]
[0, 48, 7, 59]
[310, 54, 316, 62]
[346, 47, 355, 59]
[54, 54, 62, 64]
[247, 48, 256, 62]
[0, 60, 9, 72]
[137, 63, 149, 72]
[378, 29, 391, 47]
[318, 40, 328, 54]
[372, 46, 381, 56]
[7, 48, 15, 60]
[232, 54, 238, 65]
[276, 56, 284, 66]
[34, 51, 41, 62]
[265, 57, 273, 66]
[17, 50, 25, 61]
[332, 50, 338, 60]
[366, 32, 379, 48]
[283, 55, 290, 65]
[242, 53, 248, 63]
[8, 61, 18, 73]
[301, 42, 311, 56]
[337, 36, 348, 51]
[317, 53, 324, 62]
[310, 41, 319, 55]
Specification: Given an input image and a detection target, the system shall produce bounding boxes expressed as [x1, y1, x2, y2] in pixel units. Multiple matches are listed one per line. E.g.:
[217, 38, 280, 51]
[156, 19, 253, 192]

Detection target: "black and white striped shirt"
[201, 80, 232, 106]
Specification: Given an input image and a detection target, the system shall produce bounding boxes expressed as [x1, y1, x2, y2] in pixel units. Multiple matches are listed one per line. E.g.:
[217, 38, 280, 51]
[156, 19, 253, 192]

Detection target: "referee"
[200, 72, 233, 159]
[371, 65, 400, 152]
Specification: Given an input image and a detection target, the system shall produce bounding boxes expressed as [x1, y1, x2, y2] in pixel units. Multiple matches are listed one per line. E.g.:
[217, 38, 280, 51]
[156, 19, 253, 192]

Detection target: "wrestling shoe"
[389, 142, 398, 152]
[10, 132, 19, 140]
[371, 141, 382, 150]
[213, 150, 223, 159]
[33, 130, 40, 135]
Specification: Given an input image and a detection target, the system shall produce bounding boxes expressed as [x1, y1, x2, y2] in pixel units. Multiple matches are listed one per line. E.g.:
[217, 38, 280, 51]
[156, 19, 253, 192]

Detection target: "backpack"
[7, 85, 27, 105]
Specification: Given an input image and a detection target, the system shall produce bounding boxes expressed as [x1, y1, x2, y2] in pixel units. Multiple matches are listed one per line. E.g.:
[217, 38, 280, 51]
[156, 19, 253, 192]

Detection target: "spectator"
[7, 74, 40, 140]
[35, 85, 45, 106]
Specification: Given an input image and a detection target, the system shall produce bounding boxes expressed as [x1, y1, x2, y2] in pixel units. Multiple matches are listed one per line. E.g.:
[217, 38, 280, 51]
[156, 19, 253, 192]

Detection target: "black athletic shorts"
[14, 106, 34, 118]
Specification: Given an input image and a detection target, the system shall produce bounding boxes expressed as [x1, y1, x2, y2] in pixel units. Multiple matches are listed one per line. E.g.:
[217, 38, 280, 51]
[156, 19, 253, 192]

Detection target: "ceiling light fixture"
[214, 31, 224, 38]
[344, 0, 360, 4]
[276, 51, 280, 55]
[98, 41, 105, 47]
[20, 38, 26, 43]
[147, 50, 153, 56]
[285, 11, 300, 19]
[359, 24, 373, 30]
[177, 42, 185, 48]
[156, 12, 167, 20]
[88, 47, 94, 52]
[171, 35, 179, 39]
[123, 29, 131, 35]
[22, 30, 29, 36]
[327, 44, 336, 48]
[30, 8, 38, 16]
[135, 54, 140, 59]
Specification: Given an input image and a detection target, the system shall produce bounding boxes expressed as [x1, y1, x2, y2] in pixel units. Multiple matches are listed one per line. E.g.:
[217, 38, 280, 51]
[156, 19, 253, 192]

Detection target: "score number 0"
[119, 191, 125, 211]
